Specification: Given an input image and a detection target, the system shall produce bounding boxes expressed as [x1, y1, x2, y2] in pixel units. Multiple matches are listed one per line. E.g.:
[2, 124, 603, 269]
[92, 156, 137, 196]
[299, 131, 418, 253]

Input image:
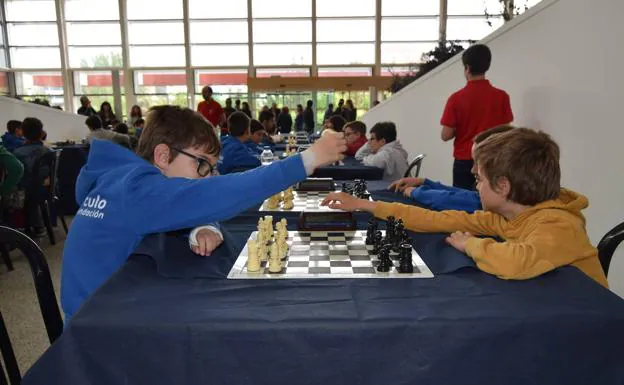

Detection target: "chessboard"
[259, 191, 339, 212]
[227, 230, 434, 279]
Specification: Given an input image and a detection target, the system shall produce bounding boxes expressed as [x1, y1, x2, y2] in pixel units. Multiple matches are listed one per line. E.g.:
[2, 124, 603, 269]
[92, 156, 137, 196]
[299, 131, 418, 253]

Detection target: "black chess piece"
[398, 243, 414, 273]
[377, 245, 393, 272]
[365, 218, 378, 245]
[341, 182, 348, 193]
[372, 230, 383, 254]
[392, 219, 405, 252]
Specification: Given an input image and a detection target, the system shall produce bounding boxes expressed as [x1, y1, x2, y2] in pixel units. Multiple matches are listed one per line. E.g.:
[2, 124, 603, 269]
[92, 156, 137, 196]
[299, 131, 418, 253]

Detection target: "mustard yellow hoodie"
[374, 188, 608, 288]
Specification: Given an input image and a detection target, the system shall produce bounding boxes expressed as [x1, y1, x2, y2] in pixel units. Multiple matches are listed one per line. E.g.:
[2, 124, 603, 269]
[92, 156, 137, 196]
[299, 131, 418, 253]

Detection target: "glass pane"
[73, 71, 115, 94]
[382, 0, 440, 16]
[381, 42, 437, 64]
[67, 23, 121, 45]
[15, 71, 63, 95]
[195, 69, 247, 91]
[65, 0, 119, 21]
[253, 20, 311, 43]
[128, 22, 184, 44]
[381, 18, 439, 41]
[190, 21, 248, 43]
[127, 0, 183, 20]
[129, 46, 186, 67]
[191, 45, 249, 66]
[446, 16, 504, 40]
[0, 50, 6, 68]
[254, 44, 311, 65]
[317, 19, 374, 42]
[318, 67, 372, 77]
[252, 0, 312, 18]
[317, 43, 374, 65]
[0, 72, 9, 94]
[189, 0, 247, 18]
[5, 0, 57, 22]
[137, 94, 188, 109]
[10, 47, 61, 68]
[381, 66, 413, 77]
[447, 0, 502, 15]
[68, 47, 123, 68]
[7, 23, 59, 46]
[256, 68, 310, 78]
[134, 70, 186, 93]
[316, 0, 375, 17]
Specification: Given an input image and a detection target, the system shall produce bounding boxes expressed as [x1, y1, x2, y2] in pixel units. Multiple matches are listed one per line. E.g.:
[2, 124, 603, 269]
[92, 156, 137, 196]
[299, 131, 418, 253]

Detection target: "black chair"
[404, 154, 426, 178]
[597, 221, 624, 277]
[26, 150, 67, 245]
[0, 226, 63, 384]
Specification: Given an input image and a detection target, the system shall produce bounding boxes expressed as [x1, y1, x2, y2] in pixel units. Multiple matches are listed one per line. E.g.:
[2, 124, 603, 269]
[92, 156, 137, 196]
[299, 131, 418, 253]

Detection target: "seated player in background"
[389, 125, 514, 213]
[323, 128, 608, 288]
[323, 115, 347, 135]
[246, 119, 269, 154]
[86, 115, 131, 149]
[61, 105, 346, 320]
[13, 117, 52, 237]
[134, 118, 145, 139]
[218, 112, 262, 174]
[259, 110, 283, 144]
[343, 121, 368, 157]
[2, 120, 25, 152]
[355, 121, 408, 181]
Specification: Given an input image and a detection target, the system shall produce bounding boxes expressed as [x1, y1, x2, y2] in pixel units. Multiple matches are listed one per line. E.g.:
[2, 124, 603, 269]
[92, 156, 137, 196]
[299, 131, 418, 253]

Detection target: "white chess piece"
[268, 256, 282, 273]
[246, 240, 261, 272]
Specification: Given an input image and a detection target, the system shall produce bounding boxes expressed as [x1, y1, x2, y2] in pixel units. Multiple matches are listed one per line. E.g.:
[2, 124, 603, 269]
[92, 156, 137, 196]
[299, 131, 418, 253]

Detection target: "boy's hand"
[191, 229, 223, 256]
[320, 192, 376, 212]
[389, 177, 424, 192]
[445, 231, 474, 253]
[403, 187, 415, 197]
[307, 131, 347, 168]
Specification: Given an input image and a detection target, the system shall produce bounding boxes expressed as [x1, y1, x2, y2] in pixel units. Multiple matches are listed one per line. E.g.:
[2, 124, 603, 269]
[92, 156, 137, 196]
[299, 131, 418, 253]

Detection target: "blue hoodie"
[410, 179, 482, 213]
[61, 139, 307, 319]
[218, 135, 261, 174]
[1, 133, 25, 152]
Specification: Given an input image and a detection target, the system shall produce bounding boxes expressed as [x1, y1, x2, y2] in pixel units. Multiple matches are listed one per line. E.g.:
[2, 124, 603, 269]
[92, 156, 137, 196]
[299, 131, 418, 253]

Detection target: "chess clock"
[297, 212, 356, 231]
[295, 178, 335, 192]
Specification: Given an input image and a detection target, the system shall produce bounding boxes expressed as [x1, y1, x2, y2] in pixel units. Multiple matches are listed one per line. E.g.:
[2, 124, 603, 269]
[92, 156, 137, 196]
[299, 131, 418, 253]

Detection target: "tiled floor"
[0, 224, 67, 376]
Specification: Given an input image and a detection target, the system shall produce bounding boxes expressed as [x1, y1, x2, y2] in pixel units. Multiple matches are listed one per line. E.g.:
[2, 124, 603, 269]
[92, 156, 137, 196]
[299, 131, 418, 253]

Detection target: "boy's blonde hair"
[474, 128, 560, 205]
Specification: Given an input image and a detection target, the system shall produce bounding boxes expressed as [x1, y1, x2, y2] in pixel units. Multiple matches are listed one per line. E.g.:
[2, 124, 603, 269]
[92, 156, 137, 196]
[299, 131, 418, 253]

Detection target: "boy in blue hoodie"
[246, 119, 268, 155]
[389, 124, 514, 213]
[218, 112, 261, 174]
[60, 105, 346, 320]
[2, 120, 25, 152]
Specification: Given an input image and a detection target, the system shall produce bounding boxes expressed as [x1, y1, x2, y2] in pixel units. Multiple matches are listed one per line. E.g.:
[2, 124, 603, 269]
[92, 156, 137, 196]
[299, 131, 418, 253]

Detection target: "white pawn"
[268, 256, 282, 273]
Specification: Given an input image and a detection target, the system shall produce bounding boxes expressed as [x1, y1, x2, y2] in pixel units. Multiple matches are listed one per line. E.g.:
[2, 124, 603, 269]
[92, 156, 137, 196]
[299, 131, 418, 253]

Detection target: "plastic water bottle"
[260, 146, 274, 165]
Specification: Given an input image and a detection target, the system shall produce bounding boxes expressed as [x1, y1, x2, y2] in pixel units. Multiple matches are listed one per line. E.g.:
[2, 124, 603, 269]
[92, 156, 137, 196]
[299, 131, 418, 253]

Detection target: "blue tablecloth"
[312, 157, 384, 180]
[21, 195, 624, 385]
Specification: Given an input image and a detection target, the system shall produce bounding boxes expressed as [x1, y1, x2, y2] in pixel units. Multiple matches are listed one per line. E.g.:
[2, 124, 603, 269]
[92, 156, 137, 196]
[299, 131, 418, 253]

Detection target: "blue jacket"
[61, 139, 308, 319]
[1, 133, 25, 152]
[410, 179, 482, 213]
[218, 136, 261, 174]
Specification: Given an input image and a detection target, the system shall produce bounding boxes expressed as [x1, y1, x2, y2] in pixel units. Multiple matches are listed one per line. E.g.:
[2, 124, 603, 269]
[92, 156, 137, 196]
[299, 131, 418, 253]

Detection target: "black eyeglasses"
[171, 147, 216, 177]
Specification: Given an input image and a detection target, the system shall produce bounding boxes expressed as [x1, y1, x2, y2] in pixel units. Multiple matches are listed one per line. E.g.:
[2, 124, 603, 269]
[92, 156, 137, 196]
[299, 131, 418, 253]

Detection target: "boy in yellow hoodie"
[322, 128, 608, 288]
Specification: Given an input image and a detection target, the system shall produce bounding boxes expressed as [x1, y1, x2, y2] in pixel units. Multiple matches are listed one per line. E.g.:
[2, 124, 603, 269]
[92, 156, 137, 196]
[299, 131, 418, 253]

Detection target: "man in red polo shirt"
[440, 44, 513, 190]
[197, 86, 226, 134]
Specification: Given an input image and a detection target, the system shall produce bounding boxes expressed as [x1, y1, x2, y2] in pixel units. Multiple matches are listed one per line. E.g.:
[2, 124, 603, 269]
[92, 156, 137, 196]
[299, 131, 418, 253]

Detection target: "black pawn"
[377, 245, 393, 272]
[365, 218, 378, 245]
[372, 230, 383, 254]
[398, 243, 413, 273]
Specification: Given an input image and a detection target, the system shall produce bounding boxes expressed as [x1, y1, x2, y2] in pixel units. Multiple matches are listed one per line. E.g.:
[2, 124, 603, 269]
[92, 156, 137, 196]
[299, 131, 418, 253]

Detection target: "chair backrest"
[30, 150, 60, 199]
[597, 221, 624, 277]
[0, 226, 63, 343]
[404, 153, 426, 178]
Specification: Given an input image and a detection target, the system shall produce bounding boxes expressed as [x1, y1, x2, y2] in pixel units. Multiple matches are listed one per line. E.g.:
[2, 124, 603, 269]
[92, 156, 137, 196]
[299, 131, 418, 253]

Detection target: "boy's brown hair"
[137, 105, 220, 163]
[474, 127, 560, 206]
[474, 124, 514, 144]
[228, 111, 251, 137]
[344, 121, 367, 136]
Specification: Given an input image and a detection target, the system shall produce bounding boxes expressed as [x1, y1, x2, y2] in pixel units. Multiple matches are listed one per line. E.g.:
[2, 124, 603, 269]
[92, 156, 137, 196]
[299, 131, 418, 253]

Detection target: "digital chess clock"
[297, 211, 356, 231]
[295, 178, 335, 192]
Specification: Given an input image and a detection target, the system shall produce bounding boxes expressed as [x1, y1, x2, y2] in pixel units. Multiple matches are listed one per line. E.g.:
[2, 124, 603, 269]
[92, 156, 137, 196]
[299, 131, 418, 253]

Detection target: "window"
[134, 70, 188, 108]
[256, 68, 310, 78]
[190, 21, 248, 44]
[254, 44, 311, 66]
[14, 71, 64, 108]
[126, 0, 183, 20]
[381, 42, 437, 65]
[253, 20, 312, 43]
[189, 0, 247, 19]
[317, 43, 374, 65]
[190, 20, 248, 66]
[446, 16, 504, 41]
[381, 0, 440, 16]
[72, 70, 125, 115]
[316, 19, 375, 42]
[65, 0, 119, 21]
[316, 0, 375, 17]
[381, 18, 439, 42]
[252, 0, 312, 18]
[447, 0, 502, 15]
[191, 45, 249, 67]
[195, 69, 248, 109]
[5, 0, 60, 69]
[318, 67, 372, 77]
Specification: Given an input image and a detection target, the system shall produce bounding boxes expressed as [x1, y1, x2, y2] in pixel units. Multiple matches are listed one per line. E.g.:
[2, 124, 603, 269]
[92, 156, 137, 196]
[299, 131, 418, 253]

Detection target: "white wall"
[0, 96, 87, 142]
[363, 0, 624, 296]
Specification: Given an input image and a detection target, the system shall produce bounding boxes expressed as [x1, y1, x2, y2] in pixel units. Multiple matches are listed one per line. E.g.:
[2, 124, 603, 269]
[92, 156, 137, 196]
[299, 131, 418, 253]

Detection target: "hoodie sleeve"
[125, 154, 307, 234]
[0, 146, 23, 195]
[361, 150, 390, 170]
[423, 179, 455, 191]
[464, 219, 590, 281]
[354, 142, 372, 160]
[411, 185, 481, 213]
[373, 201, 503, 236]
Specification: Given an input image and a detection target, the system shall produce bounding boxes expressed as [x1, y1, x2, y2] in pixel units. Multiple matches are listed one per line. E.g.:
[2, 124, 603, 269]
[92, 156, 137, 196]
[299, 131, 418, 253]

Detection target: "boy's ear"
[496, 177, 512, 199]
[153, 144, 171, 169]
